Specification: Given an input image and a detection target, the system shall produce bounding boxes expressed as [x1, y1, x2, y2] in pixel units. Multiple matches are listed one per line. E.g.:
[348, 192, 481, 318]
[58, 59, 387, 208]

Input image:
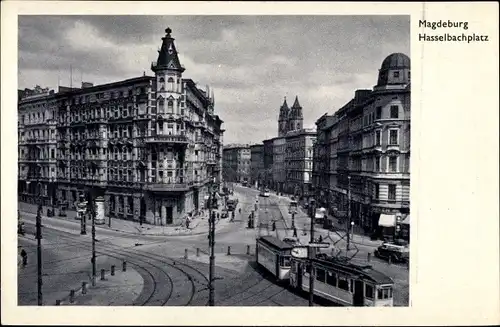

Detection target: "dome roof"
[380, 53, 410, 70]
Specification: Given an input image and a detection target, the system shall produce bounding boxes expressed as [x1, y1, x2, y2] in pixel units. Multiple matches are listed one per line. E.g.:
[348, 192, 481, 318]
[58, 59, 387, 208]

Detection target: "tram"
[255, 236, 293, 281]
[289, 255, 395, 307]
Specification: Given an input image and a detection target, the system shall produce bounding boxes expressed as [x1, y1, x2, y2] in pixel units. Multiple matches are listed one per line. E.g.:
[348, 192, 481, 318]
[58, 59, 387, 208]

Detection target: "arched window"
[159, 77, 165, 83]
[296, 122, 300, 130]
[167, 100, 174, 113]
[168, 77, 174, 91]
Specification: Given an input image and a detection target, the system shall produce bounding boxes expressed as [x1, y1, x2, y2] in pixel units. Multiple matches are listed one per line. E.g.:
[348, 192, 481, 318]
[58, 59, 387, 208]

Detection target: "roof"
[314, 257, 394, 285]
[258, 236, 294, 250]
[380, 53, 410, 70]
[152, 28, 185, 73]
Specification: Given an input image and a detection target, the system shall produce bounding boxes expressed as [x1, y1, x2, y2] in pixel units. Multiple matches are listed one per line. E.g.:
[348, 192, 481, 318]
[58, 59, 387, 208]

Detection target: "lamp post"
[346, 175, 352, 252]
[308, 198, 316, 307]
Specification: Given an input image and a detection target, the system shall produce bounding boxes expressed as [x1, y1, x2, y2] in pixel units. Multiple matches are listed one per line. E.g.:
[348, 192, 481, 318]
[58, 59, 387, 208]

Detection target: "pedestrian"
[293, 227, 297, 237]
[239, 207, 241, 214]
[272, 221, 276, 231]
[186, 217, 190, 229]
[318, 235, 323, 243]
[20, 248, 27, 267]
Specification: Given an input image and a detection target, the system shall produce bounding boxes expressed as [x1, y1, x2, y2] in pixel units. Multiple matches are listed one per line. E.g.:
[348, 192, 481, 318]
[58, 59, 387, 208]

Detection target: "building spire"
[152, 27, 185, 73]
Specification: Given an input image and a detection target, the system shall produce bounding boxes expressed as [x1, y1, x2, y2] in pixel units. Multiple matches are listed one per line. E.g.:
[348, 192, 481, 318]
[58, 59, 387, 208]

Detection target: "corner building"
[312, 53, 410, 238]
[18, 28, 224, 226]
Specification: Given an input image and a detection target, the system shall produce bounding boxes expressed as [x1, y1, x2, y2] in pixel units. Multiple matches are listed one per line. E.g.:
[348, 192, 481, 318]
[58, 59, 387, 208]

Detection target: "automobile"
[374, 242, 409, 263]
[220, 209, 228, 218]
[259, 188, 270, 197]
[282, 237, 301, 245]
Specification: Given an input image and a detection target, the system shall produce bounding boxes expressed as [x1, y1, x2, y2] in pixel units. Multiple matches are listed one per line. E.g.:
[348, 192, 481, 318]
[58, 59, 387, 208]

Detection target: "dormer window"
[393, 71, 400, 78]
[168, 77, 174, 91]
[159, 77, 165, 83]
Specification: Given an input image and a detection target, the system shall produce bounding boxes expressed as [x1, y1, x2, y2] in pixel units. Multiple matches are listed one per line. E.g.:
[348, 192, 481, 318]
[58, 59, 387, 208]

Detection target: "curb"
[19, 209, 218, 237]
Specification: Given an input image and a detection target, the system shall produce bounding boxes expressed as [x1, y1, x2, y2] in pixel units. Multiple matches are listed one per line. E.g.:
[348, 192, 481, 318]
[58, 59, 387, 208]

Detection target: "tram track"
[40, 227, 209, 306]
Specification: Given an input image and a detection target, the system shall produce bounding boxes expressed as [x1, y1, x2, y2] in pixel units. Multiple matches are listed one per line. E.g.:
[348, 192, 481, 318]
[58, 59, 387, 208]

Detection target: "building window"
[390, 105, 399, 118]
[365, 284, 374, 299]
[389, 156, 398, 172]
[374, 183, 380, 199]
[376, 106, 382, 120]
[375, 130, 381, 146]
[393, 71, 400, 78]
[388, 184, 396, 200]
[168, 77, 174, 91]
[375, 156, 381, 172]
[389, 129, 399, 145]
[408, 71, 411, 80]
[50, 149, 55, 159]
[167, 101, 173, 113]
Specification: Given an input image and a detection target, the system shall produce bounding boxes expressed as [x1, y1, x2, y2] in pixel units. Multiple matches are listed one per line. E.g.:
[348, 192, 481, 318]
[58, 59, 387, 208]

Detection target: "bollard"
[184, 249, 188, 259]
[122, 261, 127, 272]
[367, 253, 371, 262]
[227, 246, 231, 256]
[111, 265, 115, 276]
[246, 245, 250, 255]
[69, 290, 75, 303]
[81, 281, 87, 295]
[100, 269, 105, 280]
[55, 300, 61, 306]
[196, 248, 200, 257]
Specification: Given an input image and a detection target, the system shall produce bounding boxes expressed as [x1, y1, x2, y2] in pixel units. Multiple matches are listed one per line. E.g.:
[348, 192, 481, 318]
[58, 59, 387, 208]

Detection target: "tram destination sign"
[307, 242, 330, 248]
[291, 246, 308, 259]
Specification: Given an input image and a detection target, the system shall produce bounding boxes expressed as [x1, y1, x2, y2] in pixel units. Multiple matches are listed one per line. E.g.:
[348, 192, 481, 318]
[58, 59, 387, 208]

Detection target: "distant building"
[249, 144, 264, 188]
[272, 136, 287, 192]
[18, 28, 224, 226]
[262, 138, 274, 188]
[284, 128, 316, 200]
[222, 144, 251, 183]
[312, 53, 411, 239]
[278, 96, 303, 137]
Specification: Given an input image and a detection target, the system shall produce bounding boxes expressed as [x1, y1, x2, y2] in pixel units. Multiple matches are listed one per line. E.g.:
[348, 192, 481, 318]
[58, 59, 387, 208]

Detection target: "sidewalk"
[18, 202, 229, 237]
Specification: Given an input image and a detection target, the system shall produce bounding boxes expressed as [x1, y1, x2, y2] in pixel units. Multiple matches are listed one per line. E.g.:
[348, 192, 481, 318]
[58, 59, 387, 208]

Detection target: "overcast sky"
[18, 15, 409, 144]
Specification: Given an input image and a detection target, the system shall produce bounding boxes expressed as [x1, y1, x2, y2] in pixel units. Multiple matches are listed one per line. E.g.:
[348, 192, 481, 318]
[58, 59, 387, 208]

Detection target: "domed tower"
[375, 53, 410, 90]
[151, 28, 185, 117]
[278, 97, 290, 137]
[288, 96, 303, 132]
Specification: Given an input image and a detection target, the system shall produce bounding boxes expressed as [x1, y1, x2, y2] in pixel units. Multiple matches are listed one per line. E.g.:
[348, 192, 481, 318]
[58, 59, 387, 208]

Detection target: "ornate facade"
[18, 28, 224, 226]
[249, 144, 264, 188]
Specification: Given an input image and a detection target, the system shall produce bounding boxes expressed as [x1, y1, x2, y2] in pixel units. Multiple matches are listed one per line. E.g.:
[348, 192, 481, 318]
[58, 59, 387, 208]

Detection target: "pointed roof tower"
[279, 97, 290, 120]
[290, 96, 303, 119]
[152, 27, 185, 73]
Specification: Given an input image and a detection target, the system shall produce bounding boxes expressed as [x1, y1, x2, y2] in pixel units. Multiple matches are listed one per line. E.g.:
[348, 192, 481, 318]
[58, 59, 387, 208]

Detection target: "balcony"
[145, 134, 189, 144]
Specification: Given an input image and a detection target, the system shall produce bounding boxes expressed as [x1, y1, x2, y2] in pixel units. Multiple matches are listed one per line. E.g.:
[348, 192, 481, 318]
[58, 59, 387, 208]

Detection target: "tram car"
[255, 236, 293, 281]
[289, 255, 395, 307]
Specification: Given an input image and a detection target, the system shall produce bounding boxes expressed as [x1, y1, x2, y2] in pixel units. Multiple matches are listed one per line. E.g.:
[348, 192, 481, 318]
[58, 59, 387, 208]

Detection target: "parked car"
[374, 242, 409, 263]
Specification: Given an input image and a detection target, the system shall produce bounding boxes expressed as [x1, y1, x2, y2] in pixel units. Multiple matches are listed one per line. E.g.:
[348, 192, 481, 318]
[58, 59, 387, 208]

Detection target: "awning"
[401, 214, 410, 225]
[379, 214, 396, 227]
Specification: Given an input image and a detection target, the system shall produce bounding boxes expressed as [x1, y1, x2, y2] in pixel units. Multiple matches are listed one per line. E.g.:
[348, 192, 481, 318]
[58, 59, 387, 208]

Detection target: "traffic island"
[57, 265, 144, 306]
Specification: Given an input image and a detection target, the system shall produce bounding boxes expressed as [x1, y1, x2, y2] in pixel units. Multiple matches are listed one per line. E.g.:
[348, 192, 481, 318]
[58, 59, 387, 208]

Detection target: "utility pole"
[87, 191, 97, 286]
[346, 175, 351, 252]
[208, 177, 216, 306]
[36, 203, 43, 306]
[309, 198, 316, 307]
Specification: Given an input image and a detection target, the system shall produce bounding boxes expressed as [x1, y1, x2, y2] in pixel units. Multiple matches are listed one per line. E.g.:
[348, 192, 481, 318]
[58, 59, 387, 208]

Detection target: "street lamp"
[346, 175, 352, 252]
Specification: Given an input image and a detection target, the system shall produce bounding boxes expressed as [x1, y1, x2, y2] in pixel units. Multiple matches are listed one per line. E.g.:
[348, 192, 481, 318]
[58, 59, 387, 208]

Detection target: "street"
[18, 183, 408, 306]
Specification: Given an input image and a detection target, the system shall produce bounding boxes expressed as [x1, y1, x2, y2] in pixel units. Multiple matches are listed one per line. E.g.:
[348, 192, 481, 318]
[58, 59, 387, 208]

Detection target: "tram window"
[280, 256, 291, 267]
[338, 277, 349, 291]
[316, 268, 326, 283]
[365, 284, 374, 299]
[326, 271, 337, 287]
[377, 288, 392, 299]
